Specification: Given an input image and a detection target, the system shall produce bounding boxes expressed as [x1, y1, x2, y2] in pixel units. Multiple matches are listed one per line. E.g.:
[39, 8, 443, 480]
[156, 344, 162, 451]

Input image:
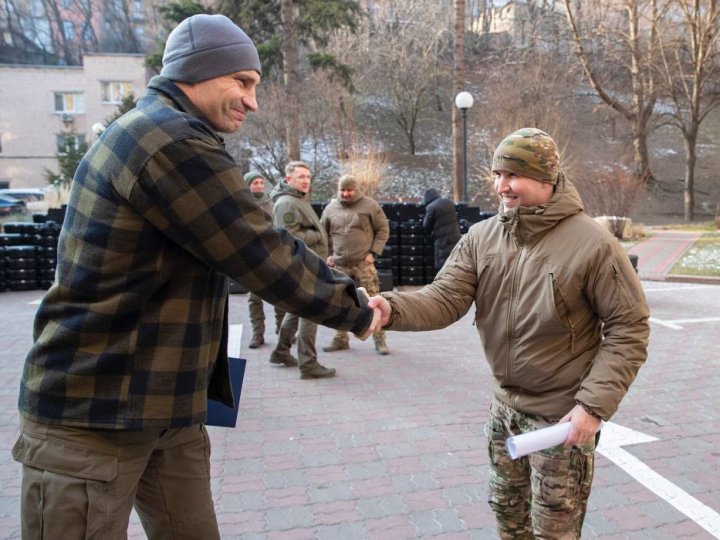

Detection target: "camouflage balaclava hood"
[338, 174, 358, 190]
[338, 174, 361, 205]
[491, 128, 560, 185]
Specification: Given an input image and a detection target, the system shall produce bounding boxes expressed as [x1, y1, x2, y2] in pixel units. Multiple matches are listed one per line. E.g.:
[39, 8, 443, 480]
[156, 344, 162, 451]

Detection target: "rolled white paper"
[506, 422, 571, 460]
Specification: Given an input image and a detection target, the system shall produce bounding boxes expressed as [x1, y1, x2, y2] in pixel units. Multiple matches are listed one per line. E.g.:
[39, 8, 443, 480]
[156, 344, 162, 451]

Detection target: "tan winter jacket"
[271, 181, 328, 258]
[381, 178, 649, 421]
[320, 194, 389, 266]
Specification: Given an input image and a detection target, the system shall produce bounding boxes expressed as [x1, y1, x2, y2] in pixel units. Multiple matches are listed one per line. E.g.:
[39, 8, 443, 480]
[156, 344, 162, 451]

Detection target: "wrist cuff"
[576, 400, 602, 420]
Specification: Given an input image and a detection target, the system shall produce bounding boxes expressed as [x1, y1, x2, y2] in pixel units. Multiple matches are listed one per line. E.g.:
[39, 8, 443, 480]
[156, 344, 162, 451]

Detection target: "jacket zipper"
[505, 246, 527, 389]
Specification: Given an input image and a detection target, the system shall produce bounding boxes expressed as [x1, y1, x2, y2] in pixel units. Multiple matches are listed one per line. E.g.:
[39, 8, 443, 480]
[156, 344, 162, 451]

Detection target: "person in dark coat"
[423, 188, 461, 270]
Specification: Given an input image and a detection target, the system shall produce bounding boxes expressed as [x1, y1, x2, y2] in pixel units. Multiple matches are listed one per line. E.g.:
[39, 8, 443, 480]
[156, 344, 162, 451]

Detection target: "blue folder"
[206, 357, 246, 428]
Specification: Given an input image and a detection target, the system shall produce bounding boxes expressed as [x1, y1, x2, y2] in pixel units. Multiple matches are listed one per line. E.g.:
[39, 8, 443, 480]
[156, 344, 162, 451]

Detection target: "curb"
[664, 274, 720, 285]
[639, 273, 720, 285]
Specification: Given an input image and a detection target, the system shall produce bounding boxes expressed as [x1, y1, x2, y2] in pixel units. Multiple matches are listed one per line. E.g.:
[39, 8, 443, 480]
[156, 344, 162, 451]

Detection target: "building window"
[101, 81, 133, 104]
[56, 133, 86, 154]
[62, 20, 75, 40]
[82, 23, 93, 42]
[54, 92, 85, 113]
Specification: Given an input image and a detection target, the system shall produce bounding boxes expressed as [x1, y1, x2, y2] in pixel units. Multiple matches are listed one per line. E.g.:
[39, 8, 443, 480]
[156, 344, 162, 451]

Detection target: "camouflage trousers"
[247, 292, 285, 336]
[332, 260, 386, 344]
[486, 398, 596, 540]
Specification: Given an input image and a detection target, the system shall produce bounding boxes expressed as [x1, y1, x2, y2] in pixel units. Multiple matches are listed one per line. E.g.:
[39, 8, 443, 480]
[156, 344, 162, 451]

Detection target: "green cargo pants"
[13, 417, 219, 540]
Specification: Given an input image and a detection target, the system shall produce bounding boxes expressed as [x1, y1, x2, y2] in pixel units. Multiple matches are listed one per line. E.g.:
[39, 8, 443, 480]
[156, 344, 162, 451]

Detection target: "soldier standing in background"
[423, 187, 461, 270]
[269, 161, 338, 378]
[244, 170, 283, 348]
[321, 174, 391, 355]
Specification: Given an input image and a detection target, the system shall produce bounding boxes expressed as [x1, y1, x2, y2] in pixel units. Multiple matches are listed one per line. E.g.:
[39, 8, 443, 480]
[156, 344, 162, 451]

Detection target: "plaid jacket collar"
[145, 76, 225, 146]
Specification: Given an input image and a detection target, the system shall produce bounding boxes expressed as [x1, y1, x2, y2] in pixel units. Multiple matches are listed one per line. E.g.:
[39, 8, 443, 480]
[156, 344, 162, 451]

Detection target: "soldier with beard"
[321, 174, 391, 355]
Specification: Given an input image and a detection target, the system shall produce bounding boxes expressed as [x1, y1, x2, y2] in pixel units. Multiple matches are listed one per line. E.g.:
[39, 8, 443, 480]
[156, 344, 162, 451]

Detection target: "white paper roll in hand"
[506, 423, 571, 460]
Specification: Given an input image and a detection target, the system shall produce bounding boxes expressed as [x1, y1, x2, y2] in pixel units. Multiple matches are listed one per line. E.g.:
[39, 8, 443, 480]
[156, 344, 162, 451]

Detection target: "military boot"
[269, 351, 298, 367]
[300, 362, 336, 379]
[249, 332, 264, 349]
[374, 333, 389, 356]
[322, 334, 350, 352]
[274, 308, 285, 334]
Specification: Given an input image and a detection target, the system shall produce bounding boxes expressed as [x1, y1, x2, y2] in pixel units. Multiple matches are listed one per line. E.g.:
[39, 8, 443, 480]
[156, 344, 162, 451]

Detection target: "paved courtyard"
[0, 278, 719, 539]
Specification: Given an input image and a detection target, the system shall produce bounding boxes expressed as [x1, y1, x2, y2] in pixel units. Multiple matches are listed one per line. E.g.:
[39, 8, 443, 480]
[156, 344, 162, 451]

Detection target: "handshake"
[356, 287, 391, 340]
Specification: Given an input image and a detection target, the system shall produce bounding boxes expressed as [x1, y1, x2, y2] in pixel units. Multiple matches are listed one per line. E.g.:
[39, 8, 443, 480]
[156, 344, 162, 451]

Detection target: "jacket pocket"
[550, 272, 576, 354]
[13, 424, 118, 482]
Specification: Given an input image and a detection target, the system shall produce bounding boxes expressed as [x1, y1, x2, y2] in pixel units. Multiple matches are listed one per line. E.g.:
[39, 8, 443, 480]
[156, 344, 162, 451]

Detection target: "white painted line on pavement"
[650, 316, 720, 330]
[649, 317, 684, 330]
[28, 299, 42, 305]
[643, 285, 716, 293]
[597, 421, 657, 448]
[228, 323, 243, 357]
[598, 422, 720, 539]
[667, 317, 720, 325]
[598, 446, 720, 538]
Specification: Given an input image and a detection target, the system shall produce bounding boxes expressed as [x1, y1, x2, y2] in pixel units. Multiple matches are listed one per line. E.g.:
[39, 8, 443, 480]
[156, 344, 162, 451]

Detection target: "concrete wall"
[0, 53, 148, 188]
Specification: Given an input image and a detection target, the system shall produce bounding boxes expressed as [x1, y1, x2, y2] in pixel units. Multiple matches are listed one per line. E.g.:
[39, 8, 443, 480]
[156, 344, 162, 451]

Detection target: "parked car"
[0, 188, 47, 212]
[0, 194, 26, 216]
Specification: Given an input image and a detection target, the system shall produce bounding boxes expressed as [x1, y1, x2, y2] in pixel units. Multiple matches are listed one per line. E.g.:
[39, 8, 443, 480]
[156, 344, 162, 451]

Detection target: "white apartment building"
[0, 53, 149, 188]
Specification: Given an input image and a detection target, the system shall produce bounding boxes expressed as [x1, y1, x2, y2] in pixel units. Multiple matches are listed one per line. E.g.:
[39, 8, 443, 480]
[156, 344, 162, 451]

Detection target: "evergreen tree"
[44, 132, 90, 188]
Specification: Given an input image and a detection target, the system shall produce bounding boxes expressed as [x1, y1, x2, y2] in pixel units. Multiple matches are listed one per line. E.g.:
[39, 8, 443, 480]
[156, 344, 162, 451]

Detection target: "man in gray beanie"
[13, 13, 381, 540]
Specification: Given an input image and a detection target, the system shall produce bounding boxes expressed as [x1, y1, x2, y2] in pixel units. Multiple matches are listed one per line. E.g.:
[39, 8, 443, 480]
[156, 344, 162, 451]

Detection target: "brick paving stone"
[345, 461, 388, 480]
[218, 490, 267, 512]
[264, 506, 315, 531]
[308, 482, 354, 503]
[305, 465, 345, 486]
[355, 495, 406, 519]
[365, 515, 417, 539]
[311, 500, 361, 526]
[1, 266, 720, 539]
[350, 477, 395, 498]
[401, 489, 450, 512]
[315, 521, 367, 540]
[410, 508, 464, 535]
[267, 528, 316, 540]
[391, 471, 438, 492]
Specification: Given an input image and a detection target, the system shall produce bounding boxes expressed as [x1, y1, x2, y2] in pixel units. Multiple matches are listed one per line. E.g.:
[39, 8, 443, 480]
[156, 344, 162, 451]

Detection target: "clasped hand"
[355, 287, 392, 340]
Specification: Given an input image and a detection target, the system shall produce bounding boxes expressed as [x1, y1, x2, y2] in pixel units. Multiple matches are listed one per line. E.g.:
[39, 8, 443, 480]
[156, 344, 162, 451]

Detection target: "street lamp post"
[454, 91, 474, 204]
[91, 122, 105, 137]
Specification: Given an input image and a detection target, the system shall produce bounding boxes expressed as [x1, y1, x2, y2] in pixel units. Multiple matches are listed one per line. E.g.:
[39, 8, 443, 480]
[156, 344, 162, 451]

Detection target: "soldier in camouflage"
[320, 174, 391, 355]
[368, 128, 649, 539]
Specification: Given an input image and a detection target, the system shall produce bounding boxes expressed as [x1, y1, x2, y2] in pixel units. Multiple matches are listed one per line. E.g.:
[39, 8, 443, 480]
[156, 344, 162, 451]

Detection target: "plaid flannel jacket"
[18, 77, 373, 430]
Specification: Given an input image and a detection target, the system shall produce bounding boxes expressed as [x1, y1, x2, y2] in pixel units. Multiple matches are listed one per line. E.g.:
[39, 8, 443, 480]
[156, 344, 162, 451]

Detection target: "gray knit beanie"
[160, 14, 262, 83]
[244, 170, 265, 186]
